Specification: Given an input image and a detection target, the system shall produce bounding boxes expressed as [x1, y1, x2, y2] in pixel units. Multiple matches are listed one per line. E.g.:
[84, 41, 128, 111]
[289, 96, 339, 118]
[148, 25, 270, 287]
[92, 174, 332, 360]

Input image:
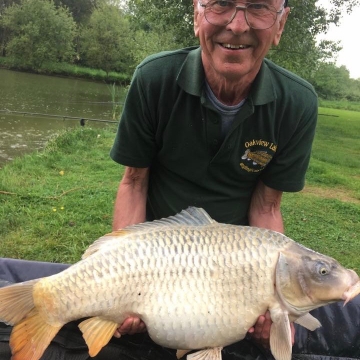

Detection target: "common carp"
[0, 207, 359, 360]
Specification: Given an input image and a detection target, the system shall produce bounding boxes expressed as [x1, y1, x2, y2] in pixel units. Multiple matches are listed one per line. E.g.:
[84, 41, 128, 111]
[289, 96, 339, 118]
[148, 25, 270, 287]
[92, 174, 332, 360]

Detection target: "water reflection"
[0, 68, 124, 165]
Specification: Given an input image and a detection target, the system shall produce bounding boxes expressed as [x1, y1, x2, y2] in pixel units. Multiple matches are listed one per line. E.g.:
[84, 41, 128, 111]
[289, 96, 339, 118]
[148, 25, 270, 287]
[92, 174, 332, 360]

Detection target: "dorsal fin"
[150, 207, 216, 227]
[82, 207, 215, 259]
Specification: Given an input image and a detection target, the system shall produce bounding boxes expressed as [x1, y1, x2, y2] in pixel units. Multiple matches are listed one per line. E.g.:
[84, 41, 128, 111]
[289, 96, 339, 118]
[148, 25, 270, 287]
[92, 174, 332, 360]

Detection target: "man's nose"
[226, 6, 250, 32]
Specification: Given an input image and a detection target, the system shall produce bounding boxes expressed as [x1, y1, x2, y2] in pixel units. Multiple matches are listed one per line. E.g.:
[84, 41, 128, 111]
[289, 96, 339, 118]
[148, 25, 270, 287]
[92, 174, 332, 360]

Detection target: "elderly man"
[110, 0, 317, 356]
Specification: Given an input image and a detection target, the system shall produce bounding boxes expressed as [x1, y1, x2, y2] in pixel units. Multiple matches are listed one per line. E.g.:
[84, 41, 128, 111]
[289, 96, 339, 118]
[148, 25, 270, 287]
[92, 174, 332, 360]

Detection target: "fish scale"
[0, 207, 359, 360]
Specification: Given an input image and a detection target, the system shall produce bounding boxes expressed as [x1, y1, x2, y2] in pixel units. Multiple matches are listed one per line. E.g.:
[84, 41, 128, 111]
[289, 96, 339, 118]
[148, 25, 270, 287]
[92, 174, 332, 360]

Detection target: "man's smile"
[220, 43, 251, 50]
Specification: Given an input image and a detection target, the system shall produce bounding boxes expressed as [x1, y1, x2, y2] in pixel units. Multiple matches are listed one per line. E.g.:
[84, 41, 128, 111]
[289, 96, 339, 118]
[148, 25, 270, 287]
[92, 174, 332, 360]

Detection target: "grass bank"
[0, 108, 359, 271]
[0, 126, 121, 263]
[0, 56, 130, 84]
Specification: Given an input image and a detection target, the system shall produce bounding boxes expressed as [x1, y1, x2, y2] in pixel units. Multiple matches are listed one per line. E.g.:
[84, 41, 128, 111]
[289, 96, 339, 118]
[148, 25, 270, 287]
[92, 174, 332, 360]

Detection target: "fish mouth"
[221, 43, 250, 50]
[342, 270, 360, 305]
[343, 280, 360, 305]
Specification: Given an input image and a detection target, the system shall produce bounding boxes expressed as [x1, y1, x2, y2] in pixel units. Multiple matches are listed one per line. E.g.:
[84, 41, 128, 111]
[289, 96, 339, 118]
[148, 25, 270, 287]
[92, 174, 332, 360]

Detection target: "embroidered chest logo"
[240, 139, 277, 173]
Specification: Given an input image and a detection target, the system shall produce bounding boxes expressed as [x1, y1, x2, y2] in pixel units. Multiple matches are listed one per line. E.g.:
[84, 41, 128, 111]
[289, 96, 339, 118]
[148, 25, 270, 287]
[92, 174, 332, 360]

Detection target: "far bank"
[0, 57, 130, 85]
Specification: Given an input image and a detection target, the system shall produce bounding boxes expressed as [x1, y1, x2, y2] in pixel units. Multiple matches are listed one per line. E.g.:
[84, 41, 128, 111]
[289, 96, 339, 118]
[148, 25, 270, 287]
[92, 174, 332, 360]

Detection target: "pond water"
[0, 68, 125, 165]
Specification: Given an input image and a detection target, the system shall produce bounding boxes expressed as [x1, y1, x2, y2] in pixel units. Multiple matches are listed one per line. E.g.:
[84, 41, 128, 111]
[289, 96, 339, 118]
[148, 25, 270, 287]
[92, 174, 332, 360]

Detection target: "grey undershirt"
[205, 81, 245, 140]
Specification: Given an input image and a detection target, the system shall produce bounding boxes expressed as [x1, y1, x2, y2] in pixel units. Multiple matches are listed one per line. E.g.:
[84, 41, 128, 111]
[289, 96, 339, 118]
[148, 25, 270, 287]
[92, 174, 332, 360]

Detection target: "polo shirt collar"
[176, 47, 204, 97]
[176, 46, 276, 105]
[249, 60, 277, 105]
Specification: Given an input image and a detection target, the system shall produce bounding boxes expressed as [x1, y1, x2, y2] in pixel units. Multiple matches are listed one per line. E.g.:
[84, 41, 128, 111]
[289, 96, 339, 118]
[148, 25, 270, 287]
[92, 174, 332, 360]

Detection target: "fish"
[0, 206, 359, 360]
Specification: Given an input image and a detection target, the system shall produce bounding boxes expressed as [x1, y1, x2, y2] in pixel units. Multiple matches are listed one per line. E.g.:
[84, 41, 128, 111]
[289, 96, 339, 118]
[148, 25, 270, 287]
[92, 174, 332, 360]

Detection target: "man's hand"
[114, 316, 147, 338]
[247, 311, 295, 348]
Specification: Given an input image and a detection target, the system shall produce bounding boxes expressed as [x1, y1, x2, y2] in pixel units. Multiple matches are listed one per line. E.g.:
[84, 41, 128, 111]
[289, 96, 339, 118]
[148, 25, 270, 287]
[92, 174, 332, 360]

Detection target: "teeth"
[222, 44, 247, 49]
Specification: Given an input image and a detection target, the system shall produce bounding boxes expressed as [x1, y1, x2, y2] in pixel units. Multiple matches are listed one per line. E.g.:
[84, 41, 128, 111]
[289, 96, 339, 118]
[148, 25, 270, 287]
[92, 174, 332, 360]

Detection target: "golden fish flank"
[0, 207, 359, 360]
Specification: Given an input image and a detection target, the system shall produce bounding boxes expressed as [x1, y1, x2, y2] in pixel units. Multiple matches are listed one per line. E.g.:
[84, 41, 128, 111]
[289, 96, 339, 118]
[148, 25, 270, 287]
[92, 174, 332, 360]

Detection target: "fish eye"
[320, 268, 328, 275]
[316, 263, 330, 276]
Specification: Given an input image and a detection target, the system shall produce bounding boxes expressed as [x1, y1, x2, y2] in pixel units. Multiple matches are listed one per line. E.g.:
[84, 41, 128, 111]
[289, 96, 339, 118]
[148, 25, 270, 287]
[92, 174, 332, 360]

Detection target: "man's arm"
[113, 166, 149, 336]
[247, 180, 295, 347]
[112, 166, 149, 231]
[248, 179, 284, 233]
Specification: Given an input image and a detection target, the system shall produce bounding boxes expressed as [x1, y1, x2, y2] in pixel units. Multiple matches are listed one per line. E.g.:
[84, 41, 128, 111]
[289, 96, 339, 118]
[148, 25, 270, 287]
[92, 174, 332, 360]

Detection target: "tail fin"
[11, 308, 62, 360]
[0, 281, 62, 360]
[0, 281, 37, 324]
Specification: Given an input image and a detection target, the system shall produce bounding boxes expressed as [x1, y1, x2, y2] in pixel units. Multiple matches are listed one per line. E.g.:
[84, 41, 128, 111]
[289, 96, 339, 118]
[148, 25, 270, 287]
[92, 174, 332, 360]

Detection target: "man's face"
[194, 0, 290, 82]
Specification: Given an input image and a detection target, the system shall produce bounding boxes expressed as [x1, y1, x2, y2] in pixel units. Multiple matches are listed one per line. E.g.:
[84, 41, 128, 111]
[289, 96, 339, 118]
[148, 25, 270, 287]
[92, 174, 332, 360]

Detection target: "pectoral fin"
[269, 307, 292, 360]
[186, 347, 222, 360]
[295, 313, 321, 331]
[79, 317, 119, 357]
[177, 350, 192, 359]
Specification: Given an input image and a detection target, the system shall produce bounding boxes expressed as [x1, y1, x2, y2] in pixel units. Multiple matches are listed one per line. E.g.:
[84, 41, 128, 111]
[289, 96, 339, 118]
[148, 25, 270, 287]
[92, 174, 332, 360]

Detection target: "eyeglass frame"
[197, 1, 286, 30]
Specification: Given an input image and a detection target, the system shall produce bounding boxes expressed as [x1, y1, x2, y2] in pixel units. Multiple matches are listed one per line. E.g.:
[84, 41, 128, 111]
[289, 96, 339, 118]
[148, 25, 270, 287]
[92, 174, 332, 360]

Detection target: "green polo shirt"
[110, 46, 318, 224]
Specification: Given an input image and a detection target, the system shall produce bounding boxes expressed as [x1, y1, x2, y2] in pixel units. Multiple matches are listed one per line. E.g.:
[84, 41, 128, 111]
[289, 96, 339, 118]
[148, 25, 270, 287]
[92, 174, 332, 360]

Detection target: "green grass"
[280, 107, 360, 269]
[306, 107, 360, 201]
[282, 193, 360, 271]
[318, 99, 360, 112]
[0, 107, 359, 272]
[0, 126, 122, 263]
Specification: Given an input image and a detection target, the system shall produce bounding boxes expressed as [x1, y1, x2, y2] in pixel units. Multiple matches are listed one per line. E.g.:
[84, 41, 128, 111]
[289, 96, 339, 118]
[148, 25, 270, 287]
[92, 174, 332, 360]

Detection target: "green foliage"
[130, 26, 183, 66]
[1, 0, 76, 69]
[1, 0, 360, 99]
[52, 0, 98, 23]
[38, 61, 130, 83]
[0, 56, 129, 83]
[80, 3, 133, 75]
[107, 83, 126, 120]
[268, 0, 357, 79]
[127, 0, 197, 49]
[310, 63, 360, 101]
[318, 99, 360, 112]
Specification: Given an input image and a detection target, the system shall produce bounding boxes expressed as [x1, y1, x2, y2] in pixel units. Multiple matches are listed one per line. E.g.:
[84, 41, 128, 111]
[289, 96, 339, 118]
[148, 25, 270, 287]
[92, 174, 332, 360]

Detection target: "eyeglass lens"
[203, 2, 279, 29]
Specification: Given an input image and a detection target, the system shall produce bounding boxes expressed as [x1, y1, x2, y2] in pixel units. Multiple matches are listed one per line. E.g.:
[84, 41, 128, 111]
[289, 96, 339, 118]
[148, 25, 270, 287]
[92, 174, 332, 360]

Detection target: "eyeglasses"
[198, 1, 285, 30]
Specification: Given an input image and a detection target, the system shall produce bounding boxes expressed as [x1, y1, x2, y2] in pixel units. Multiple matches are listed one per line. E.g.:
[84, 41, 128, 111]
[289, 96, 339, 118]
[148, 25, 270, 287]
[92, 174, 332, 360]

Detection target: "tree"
[1, 0, 76, 69]
[312, 63, 360, 101]
[267, 0, 353, 79]
[0, 0, 21, 56]
[130, 27, 180, 66]
[126, 0, 197, 48]
[0, 0, 21, 13]
[80, 3, 133, 76]
[52, 0, 98, 23]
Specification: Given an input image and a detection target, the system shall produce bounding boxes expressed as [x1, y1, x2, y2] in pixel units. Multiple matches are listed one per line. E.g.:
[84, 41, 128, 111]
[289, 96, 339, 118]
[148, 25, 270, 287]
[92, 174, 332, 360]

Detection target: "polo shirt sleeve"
[260, 95, 318, 192]
[110, 66, 157, 168]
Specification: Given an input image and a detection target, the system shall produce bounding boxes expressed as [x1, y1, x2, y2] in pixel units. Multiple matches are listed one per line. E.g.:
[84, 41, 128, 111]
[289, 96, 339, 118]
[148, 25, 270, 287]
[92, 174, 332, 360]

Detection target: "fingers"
[248, 312, 296, 348]
[115, 316, 147, 337]
[290, 322, 296, 345]
[247, 311, 272, 348]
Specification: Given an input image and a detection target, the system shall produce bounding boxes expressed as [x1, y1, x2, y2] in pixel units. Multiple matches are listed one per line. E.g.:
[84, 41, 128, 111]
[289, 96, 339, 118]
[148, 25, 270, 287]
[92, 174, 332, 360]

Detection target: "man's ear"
[193, 0, 200, 37]
[273, 7, 290, 46]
